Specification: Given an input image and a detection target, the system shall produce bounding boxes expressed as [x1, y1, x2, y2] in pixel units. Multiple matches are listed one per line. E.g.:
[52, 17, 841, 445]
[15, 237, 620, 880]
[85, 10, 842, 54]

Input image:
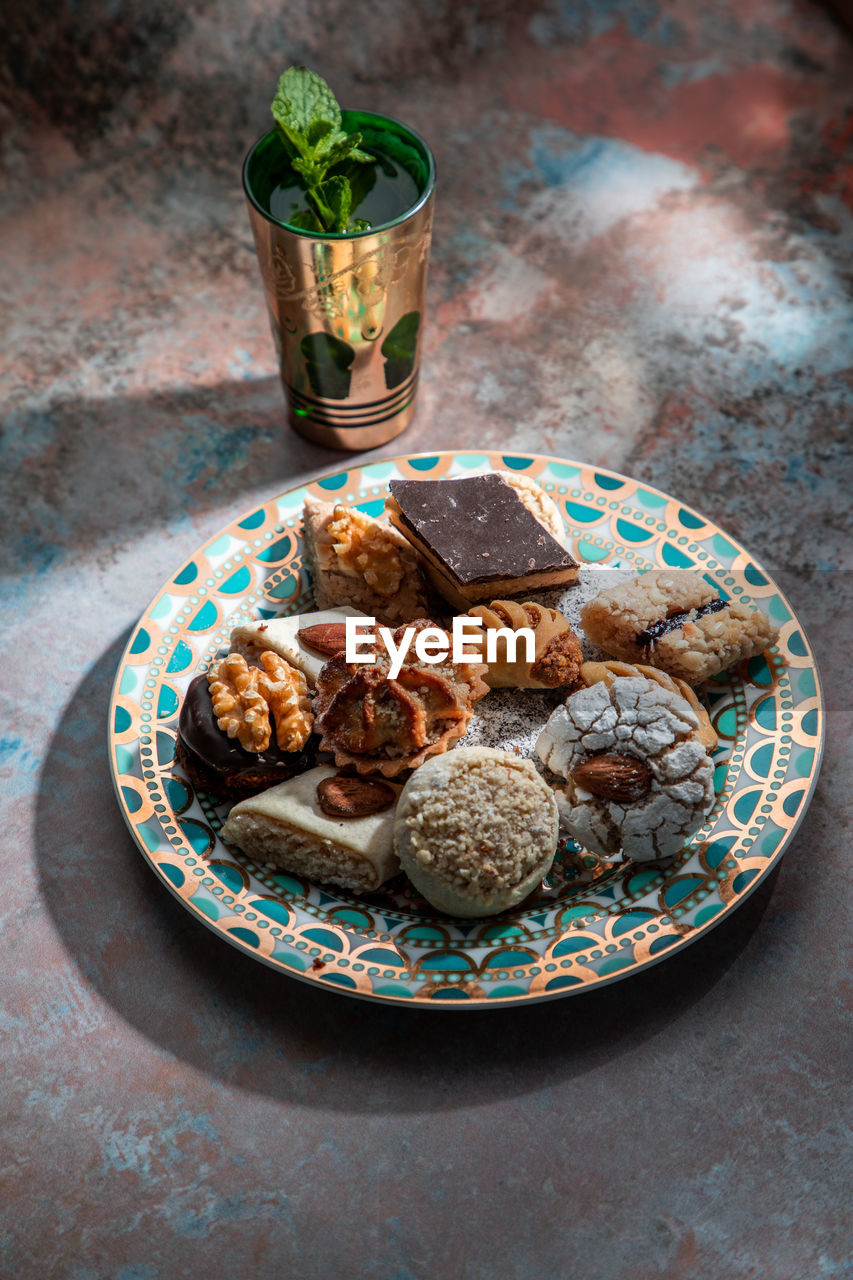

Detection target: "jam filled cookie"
[581, 570, 778, 685]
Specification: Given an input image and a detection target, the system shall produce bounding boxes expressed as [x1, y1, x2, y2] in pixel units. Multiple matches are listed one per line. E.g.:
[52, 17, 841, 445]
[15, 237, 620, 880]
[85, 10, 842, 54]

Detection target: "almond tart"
[313, 619, 489, 777]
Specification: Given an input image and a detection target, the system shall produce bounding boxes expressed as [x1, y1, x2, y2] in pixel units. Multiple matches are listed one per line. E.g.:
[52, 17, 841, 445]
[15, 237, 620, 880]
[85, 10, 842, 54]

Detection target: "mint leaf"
[305, 119, 334, 146]
[292, 154, 327, 187]
[307, 184, 335, 228]
[316, 130, 374, 172]
[269, 66, 375, 234]
[287, 208, 324, 232]
[306, 176, 353, 232]
[317, 176, 352, 232]
[272, 66, 341, 135]
[271, 115, 306, 161]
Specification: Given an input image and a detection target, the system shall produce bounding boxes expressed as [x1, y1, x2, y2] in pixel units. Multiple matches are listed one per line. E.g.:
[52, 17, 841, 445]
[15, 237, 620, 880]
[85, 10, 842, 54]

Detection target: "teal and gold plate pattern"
[108, 453, 824, 1007]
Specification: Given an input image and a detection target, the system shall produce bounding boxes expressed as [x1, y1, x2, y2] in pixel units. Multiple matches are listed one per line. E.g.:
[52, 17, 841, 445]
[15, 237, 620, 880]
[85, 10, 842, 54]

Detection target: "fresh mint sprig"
[271, 66, 373, 234]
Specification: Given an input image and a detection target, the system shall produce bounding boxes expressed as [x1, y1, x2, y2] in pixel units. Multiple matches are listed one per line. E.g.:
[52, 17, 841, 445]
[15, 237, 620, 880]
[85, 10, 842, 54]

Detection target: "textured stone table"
[2, 2, 851, 1276]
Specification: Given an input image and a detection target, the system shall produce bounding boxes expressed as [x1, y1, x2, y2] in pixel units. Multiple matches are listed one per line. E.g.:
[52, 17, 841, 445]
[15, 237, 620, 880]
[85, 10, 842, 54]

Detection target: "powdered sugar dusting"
[462, 563, 634, 764]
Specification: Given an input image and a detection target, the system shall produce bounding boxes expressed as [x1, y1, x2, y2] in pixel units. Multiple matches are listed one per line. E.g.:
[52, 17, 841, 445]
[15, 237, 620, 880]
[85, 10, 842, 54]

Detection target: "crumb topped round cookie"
[394, 746, 558, 917]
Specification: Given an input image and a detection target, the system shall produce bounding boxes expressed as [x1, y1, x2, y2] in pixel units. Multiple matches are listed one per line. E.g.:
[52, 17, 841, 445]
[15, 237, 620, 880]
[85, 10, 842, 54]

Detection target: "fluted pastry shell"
[313, 621, 489, 777]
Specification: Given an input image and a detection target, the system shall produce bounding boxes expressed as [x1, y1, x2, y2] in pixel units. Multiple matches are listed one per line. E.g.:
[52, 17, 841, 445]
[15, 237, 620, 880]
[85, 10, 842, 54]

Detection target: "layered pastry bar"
[302, 496, 430, 625]
[385, 474, 579, 609]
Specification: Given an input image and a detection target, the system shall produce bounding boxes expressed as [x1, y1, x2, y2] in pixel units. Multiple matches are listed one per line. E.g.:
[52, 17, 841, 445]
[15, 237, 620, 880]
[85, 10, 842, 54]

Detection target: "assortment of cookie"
[175, 472, 780, 915]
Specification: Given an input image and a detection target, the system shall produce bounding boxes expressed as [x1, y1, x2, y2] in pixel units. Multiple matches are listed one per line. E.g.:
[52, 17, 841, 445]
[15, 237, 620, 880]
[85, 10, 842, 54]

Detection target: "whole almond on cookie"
[316, 775, 396, 817]
[571, 752, 653, 803]
[297, 622, 350, 656]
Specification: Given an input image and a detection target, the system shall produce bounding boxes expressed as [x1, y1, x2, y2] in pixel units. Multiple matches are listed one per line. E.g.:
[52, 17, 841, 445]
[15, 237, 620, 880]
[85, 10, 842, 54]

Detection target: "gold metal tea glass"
[243, 112, 436, 449]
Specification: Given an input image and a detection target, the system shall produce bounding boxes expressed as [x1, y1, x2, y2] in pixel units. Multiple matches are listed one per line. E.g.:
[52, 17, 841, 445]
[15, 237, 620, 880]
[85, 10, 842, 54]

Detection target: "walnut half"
[207, 650, 313, 754]
[208, 653, 271, 752]
[256, 651, 313, 751]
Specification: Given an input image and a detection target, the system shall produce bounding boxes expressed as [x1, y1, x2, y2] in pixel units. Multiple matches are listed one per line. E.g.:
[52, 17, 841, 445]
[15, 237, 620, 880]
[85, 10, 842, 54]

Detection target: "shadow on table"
[0, 376, 357, 578]
[37, 632, 797, 1116]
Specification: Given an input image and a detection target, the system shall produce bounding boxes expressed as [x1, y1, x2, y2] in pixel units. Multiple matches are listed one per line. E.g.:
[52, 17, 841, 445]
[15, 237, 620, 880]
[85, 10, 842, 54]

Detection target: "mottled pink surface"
[1, 1, 851, 1276]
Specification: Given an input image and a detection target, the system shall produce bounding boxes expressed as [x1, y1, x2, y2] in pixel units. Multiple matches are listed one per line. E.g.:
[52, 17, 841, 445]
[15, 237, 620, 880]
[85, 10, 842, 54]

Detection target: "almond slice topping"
[571, 752, 653, 804]
[316, 775, 396, 818]
[296, 622, 350, 656]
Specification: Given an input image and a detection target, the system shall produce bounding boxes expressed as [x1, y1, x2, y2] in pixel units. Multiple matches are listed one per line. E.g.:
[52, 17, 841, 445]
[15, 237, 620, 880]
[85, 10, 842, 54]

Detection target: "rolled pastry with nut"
[229, 607, 369, 688]
[466, 600, 583, 688]
[221, 766, 402, 893]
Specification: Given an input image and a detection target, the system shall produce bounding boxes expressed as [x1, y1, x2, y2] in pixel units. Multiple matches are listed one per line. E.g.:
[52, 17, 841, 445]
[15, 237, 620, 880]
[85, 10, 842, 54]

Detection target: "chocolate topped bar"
[386, 474, 578, 607]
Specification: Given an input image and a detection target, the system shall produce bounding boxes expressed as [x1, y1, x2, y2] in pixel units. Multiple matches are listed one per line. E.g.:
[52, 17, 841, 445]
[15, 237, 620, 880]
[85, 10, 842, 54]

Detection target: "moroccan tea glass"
[243, 111, 436, 450]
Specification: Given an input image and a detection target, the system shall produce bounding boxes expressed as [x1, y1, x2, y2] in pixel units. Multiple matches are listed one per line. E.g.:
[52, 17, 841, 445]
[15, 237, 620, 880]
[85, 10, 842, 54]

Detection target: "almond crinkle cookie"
[536, 677, 715, 863]
[581, 570, 779, 685]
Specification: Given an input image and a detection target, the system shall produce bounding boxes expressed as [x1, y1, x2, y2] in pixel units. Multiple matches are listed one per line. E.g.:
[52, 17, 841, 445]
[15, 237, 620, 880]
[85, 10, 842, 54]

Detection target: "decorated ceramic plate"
[108, 452, 823, 1007]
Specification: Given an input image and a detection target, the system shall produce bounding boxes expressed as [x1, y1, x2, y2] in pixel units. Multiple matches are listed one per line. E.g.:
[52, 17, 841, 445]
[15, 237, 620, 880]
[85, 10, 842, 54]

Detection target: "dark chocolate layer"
[388, 474, 577, 584]
[637, 598, 726, 647]
[177, 674, 317, 798]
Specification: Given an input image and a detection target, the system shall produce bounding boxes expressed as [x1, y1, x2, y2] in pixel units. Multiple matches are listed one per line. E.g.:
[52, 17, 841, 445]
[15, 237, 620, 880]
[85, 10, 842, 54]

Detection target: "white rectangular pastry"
[220, 766, 401, 893]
